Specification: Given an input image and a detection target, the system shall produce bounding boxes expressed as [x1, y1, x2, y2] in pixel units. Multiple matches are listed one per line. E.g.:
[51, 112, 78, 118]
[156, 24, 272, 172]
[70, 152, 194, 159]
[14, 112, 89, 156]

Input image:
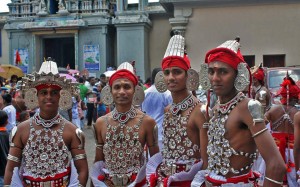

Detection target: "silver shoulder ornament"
[248, 99, 264, 126]
[9, 126, 18, 147]
[75, 128, 85, 149]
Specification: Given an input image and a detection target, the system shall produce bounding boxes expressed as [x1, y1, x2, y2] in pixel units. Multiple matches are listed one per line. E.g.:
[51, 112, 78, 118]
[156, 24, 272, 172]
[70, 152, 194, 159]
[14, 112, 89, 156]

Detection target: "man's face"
[252, 77, 260, 87]
[111, 78, 135, 105]
[90, 78, 96, 86]
[37, 87, 60, 112]
[163, 67, 187, 92]
[100, 77, 107, 83]
[208, 61, 237, 97]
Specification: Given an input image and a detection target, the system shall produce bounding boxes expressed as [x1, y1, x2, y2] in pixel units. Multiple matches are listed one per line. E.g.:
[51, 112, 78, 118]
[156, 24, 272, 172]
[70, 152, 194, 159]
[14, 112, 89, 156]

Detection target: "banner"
[14, 48, 29, 73]
[83, 45, 100, 71]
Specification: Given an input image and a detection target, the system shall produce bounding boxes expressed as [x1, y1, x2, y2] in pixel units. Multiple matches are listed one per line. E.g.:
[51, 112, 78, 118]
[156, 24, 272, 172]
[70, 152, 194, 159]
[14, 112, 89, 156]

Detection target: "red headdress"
[109, 62, 138, 87]
[161, 35, 190, 71]
[276, 76, 300, 104]
[205, 37, 246, 70]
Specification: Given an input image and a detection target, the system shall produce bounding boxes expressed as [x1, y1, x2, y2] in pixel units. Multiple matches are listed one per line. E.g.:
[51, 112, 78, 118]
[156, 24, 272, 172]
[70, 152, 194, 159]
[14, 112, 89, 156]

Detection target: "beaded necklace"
[33, 112, 63, 128]
[112, 106, 137, 126]
[170, 94, 194, 115]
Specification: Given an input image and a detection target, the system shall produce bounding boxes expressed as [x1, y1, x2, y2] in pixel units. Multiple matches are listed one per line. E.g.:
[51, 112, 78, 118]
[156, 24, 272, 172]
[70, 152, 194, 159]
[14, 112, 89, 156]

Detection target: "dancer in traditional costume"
[146, 34, 208, 187]
[4, 59, 88, 186]
[192, 38, 285, 187]
[265, 75, 300, 186]
[90, 62, 159, 187]
[251, 65, 271, 114]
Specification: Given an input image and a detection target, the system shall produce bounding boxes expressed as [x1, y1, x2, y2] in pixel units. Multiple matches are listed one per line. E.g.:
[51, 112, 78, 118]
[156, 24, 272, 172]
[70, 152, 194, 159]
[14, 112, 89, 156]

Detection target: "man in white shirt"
[141, 67, 172, 151]
[2, 94, 16, 133]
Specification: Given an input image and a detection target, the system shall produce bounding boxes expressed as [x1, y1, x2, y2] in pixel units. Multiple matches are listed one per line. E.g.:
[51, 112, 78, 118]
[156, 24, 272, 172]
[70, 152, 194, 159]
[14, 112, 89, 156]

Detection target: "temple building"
[1, 0, 300, 79]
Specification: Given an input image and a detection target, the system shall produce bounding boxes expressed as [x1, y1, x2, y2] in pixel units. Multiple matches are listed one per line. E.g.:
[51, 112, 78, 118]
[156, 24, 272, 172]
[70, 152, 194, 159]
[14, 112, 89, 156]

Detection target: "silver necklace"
[33, 112, 63, 128]
[112, 106, 137, 125]
[170, 94, 194, 115]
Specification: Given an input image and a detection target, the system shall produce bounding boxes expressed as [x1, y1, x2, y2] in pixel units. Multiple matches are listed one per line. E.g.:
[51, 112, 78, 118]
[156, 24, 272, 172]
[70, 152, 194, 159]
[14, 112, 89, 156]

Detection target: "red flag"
[15, 50, 22, 65]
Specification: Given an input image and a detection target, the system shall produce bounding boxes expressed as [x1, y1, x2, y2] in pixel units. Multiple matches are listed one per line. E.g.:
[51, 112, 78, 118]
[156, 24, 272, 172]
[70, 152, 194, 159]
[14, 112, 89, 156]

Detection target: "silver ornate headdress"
[20, 59, 77, 110]
[155, 34, 199, 93]
[101, 62, 145, 106]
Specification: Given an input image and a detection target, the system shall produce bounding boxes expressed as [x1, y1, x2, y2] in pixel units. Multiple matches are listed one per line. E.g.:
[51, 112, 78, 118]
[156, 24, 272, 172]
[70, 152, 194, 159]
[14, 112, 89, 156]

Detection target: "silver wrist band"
[265, 176, 283, 185]
[73, 153, 87, 161]
[3, 185, 11, 187]
[7, 154, 21, 163]
[78, 184, 84, 187]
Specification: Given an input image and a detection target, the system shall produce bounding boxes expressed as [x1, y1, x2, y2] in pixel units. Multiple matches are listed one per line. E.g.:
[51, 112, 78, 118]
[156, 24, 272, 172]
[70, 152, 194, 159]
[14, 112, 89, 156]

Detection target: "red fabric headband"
[161, 55, 190, 71]
[109, 69, 138, 86]
[35, 84, 62, 92]
[205, 48, 245, 70]
[253, 68, 265, 82]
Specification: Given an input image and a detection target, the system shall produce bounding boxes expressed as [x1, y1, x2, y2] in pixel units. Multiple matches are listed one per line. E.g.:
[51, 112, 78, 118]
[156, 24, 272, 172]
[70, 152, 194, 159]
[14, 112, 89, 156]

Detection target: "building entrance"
[43, 37, 75, 69]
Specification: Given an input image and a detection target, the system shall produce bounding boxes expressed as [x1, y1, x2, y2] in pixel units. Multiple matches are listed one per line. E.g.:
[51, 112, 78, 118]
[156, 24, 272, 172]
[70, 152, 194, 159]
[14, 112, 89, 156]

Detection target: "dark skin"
[4, 87, 88, 186]
[163, 67, 208, 169]
[92, 78, 159, 186]
[208, 61, 286, 186]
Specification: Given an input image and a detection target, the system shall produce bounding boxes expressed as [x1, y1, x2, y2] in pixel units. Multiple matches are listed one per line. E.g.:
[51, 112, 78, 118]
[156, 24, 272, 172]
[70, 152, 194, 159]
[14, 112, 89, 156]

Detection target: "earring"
[133, 85, 145, 106]
[154, 71, 167, 93]
[234, 63, 250, 92]
[186, 68, 200, 91]
[101, 85, 113, 105]
[59, 89, 73, 110]
[199, 63, 211, 91]
[24, 88, 39, 110]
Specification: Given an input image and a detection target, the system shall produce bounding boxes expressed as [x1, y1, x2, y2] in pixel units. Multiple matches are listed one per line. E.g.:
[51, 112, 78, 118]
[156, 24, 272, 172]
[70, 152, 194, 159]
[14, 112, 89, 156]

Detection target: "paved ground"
[82, 125, 96, 186]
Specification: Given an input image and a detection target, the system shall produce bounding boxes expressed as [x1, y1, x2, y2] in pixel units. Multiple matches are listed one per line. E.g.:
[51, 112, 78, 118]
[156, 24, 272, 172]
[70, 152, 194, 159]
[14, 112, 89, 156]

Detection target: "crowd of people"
[0, 34, 300, 187]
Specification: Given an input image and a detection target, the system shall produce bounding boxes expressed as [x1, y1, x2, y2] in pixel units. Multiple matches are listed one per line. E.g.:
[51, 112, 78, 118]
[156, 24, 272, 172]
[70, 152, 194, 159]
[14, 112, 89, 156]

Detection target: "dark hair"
[100, 74, 106, 78]
[151, 68, 162, 84]
[19, 110, 29, 122]
[2, 93, 12, 104]
[10, 75, 18, 81]
[78, 77, 84, 83]
[0, 110, 8, 126]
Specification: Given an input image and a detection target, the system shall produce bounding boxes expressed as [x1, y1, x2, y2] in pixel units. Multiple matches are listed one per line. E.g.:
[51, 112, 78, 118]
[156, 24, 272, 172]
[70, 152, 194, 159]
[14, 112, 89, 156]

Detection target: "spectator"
[0, 110, 9, 186]
[2, 94, 16, 133]
[99, 73, 107, 86]
[141, 68, 172, 151]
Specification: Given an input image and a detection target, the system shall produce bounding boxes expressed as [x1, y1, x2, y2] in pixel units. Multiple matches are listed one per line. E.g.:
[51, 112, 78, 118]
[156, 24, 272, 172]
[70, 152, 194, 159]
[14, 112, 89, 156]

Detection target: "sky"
[0, 0, 159, 12]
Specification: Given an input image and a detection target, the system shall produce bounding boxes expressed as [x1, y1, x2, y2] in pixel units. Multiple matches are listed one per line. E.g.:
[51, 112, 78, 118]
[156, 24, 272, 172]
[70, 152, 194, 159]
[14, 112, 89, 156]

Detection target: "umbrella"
[104, 70, 116, 78]
[59, 73, 77, 82]
[0, 64, 24, 80]
[68, 69, 80, 75]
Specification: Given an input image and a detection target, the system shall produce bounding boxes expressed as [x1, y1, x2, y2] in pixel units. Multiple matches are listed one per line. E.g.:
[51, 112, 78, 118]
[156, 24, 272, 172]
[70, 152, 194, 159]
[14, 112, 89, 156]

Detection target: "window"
[243, 55, 255, 67]
[263, 54, 285, 67]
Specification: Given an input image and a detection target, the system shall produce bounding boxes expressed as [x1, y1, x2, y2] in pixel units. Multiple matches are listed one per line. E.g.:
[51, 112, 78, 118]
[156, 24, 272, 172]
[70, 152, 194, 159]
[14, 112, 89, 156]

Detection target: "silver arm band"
[3, 185, 11, 187]
[73, 153, 87, 161]
[203, 123, 210, 129]
[78, 184, 84, 187]
[265, 176, 283, 185]
[252, 127, 268, 138]
[7, 154, 21, 163]
[96, 143, 104, 150]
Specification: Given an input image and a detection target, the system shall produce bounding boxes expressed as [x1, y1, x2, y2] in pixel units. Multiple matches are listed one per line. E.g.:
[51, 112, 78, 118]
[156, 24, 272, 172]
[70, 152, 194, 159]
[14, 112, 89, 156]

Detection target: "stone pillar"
[169, 7, 192, 36]
[75, 32, 79, 70]
[113, 12, 152, 79]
